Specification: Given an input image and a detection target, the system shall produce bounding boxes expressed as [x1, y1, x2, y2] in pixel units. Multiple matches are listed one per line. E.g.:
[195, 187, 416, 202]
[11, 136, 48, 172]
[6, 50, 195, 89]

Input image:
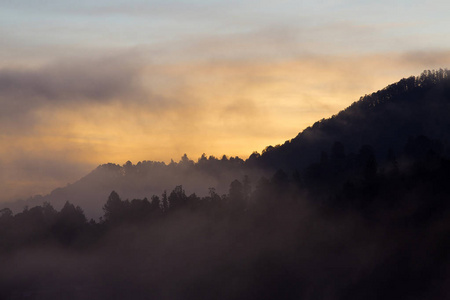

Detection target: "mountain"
[4, 69, 450, 219]
[255, 69, 450, 171]
[4, 156, 267, 219]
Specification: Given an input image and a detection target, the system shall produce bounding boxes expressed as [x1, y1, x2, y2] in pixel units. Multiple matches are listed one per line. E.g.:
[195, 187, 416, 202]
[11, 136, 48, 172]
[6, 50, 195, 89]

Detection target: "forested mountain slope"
[255, 69, 450, 171]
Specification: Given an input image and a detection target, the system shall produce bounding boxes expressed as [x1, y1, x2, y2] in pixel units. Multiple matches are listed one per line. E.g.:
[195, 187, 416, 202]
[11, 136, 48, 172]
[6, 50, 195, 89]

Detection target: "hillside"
[4, 156, 267, 219]
[256, 69, 450, 171]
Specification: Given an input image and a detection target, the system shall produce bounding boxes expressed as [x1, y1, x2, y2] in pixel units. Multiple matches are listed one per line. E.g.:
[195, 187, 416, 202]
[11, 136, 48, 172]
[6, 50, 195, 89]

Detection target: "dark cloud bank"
[2, 70, 450, 299]
[0, 56, 147, 127]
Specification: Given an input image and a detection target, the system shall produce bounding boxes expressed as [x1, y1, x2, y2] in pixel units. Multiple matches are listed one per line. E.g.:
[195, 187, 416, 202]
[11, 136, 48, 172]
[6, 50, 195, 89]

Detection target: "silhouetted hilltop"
[255, 69, 450, 171]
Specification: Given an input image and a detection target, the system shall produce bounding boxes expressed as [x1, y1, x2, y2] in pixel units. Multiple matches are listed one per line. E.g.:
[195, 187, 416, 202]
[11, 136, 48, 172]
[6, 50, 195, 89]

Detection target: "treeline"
[2, 134, 450, 251]
[2, 135, 450, 299]
[0, 173, 298, 253]
[13, 151, 260, 220]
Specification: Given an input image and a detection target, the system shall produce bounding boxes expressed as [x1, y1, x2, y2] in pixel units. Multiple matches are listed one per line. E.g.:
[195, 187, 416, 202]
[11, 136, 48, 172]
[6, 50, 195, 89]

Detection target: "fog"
[2, 71, 450, 299]
[2, 182, 450, 300]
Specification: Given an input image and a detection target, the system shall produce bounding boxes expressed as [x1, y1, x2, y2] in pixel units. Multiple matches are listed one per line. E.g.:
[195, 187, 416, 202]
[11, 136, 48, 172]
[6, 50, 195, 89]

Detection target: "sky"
[1, 0, 450, 202]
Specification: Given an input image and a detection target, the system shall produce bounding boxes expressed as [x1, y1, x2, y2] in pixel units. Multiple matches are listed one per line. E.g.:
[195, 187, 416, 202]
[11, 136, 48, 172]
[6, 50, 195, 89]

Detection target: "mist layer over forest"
[2, 70, 450, 299]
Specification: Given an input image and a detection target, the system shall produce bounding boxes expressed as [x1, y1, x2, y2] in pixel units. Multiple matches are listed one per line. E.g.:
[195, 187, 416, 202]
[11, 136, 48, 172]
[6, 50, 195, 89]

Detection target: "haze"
[1, 0, 450, 202]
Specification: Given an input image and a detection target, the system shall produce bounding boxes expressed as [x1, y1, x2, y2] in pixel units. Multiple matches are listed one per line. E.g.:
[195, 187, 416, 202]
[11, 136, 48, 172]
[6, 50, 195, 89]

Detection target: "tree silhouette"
[52, 201, 87, 245]
[168, 185, 188, 211]
[162, 190, 169, 213]
[103, 190, 127, 223]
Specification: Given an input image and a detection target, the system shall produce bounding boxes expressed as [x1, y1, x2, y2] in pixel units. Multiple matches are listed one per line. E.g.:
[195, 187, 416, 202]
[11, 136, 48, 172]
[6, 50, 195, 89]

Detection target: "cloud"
[0, 55, 142, 113]
[0, 53, 187, 135]
[399, 51, 450, 67]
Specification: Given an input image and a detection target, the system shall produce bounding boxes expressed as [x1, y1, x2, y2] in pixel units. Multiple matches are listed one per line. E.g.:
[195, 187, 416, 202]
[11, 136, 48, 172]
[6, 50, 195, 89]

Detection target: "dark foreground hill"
[255, 69, 450, 171]
[2, 128, 450, 299]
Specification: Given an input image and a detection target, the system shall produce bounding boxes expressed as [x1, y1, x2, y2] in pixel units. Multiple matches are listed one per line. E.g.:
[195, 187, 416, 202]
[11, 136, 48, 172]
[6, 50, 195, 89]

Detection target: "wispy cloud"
[0, 55, 141, 108]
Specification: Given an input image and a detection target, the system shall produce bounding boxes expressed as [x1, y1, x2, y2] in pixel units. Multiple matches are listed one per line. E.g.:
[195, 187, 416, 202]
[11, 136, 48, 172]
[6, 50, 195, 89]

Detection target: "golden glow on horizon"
[2, 0, 450, 206]
[2, 52, 450, 201]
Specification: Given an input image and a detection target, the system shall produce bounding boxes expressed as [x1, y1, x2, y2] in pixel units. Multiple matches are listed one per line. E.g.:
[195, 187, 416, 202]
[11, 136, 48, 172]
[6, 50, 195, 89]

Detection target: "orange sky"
[1, 1, 450, 202]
